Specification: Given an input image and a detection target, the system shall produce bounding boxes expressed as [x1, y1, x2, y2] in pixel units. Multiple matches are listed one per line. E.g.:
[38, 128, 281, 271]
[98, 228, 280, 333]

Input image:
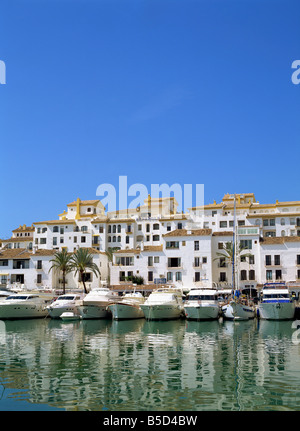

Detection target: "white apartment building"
[1, 193, 300, 293]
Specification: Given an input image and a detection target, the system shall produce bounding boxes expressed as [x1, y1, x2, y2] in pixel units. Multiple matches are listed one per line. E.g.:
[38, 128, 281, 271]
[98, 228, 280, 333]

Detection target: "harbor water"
[0, 317, 300, 411]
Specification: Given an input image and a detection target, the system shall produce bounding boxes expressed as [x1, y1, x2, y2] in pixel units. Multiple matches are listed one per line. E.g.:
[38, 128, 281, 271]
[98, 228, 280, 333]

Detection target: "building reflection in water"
[0, 318, 299, 411]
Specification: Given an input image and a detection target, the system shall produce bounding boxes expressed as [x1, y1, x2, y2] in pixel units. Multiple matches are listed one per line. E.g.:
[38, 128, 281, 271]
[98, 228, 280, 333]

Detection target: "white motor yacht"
[184, 287, 220, 320]
[46, 293, 83, 319]
[140, 287, 184, 320]
[108, 292, 145, 320]
[77, 287, 118, 319]
[0, 294, 50, 319]
[258, 283, 295, 320]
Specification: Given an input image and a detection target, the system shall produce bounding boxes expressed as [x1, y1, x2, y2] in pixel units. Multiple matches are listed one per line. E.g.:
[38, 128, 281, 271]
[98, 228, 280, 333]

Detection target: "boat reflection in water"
[0, 318, 299, 411]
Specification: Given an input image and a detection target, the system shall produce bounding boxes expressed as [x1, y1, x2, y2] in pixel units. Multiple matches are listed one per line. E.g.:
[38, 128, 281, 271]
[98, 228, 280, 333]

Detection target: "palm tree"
[214, 241, 253, 289]
[214, 241, 253, 265]
[70, 248, 101, 294]
[49, 249, 73, 294]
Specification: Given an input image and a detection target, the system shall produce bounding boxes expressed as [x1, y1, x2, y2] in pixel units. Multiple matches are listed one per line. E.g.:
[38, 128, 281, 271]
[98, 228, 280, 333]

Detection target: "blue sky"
[0, 0, 299, 238]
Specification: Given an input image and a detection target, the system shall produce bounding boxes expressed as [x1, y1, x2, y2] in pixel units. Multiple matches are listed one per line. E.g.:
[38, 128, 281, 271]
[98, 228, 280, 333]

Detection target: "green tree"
[70, 248, 101, 294]
[214, 241, 253, 265]
[49, 249, 73, 294]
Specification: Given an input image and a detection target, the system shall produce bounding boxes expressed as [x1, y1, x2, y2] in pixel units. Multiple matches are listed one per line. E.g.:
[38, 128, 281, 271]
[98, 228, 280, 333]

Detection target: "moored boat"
[108, 292, 145, 320]
[140, 287, 184, 321]
[77, 287, 118, 319]
[0, 294, 50, 319]
[46, 293, 83, 319]
[222, 299, 255, 320]
[184, 287, 220, 320]
[258, 283, 295, 320]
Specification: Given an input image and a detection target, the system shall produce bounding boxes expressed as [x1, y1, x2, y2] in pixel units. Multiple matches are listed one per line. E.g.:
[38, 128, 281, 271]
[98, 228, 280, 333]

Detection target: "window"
[37, 274, 42, 284]
[108, 225, 111, 233]
[202, 257, 207, 264]
[176, 272, 182, 281]
[127, 225, 132, 233]
[275, 270, 282, 280]
[53, 226, 59, 233]
[281, 218, 285, 226]
[60, 238, 64, 244]
[219, 272, 227, 282]
[195, 272, 201, 282]
[37, 260, 42, 270]
[177, 222, 183, 230]
[220, 221, 227, 228]
[167, 272, 173, 281]
[153, 223, 159, 230]
[263, 219, 269, 227]
[138, 224, 142, 231]
[274, 255, 280, 266]
[153, 235, 160, 241]
[117, 225, 121, 233]
[113, 225, 116, 233]
[0, 260, 8, 266]
[166, 241, 179, 249]
[240, 239, 252, 249]
[148, 271, 153, 282]
[241, 270, 247, 281]
[194, 241, 199, 251]
[297, 255, 300, 265]
[270, 219, 275, 226]
[40, 238, 46, 244]
[126, 236, 129, 244]
[60, 227, 64, 234]
[146, 224, 150, 233]
[81, 236, 86, 243]
[154, 256, 159, 263]
[265, 255, 271, 265]
[119, 271, 125, 282]
[53, 237, 57, 246]
[249, 255, 255, 265]
[249, 270, 255, 280]
[219, 257, 226, 267]
[117, 236, 121, 242]
[290, 218, 296, 225]
[116, 256, 134, 266]
[238, 220, 245, 226]
[194, 257, 200, 267]
[266, 270, 272, 280]
[168, 258, 181, 268]
[148, 256, 153, 266]
[212, 211, 217, 217]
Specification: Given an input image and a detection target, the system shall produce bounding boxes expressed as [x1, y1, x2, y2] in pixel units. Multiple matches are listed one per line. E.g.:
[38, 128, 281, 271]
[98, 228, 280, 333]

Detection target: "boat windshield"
[57, 296, 76, 301]
[5, 295, 34, 300]
[187, 295, 217, 301]
[263, 294, 290, 299]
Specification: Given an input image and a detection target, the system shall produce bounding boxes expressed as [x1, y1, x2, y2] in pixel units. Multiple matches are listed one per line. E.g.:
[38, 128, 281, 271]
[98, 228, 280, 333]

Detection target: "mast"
[232, 194, 237, 293]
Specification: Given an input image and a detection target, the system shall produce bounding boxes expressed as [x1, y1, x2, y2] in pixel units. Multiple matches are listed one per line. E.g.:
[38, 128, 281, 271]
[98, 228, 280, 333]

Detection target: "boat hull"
[140, 304, 183, 320]
[222, 301, 255, 320]
[47, 304, 79, 319]
[108, 303, 144, 320]
[184, 303, 219, 320]
[258, 301, 295, 320]
[0, 303, 48, 319]
[77, 304, 111, 319]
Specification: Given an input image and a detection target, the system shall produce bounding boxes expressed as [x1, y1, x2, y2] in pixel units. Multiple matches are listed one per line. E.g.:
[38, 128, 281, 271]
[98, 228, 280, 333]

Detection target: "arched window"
[113, 225, 116, 233]
[81, 226, 88, 232]
[117, 225, 121, 233]
[108, 225, 111, 233]
[281, 218, 285, 226]
[117, 236, 121, 242]
[249, 270, 255, 280]
[240, 270, 247, 281]
[281, 230, 285, 237]
[153, 223, 159, 230]
[113, 236, 116, 242]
